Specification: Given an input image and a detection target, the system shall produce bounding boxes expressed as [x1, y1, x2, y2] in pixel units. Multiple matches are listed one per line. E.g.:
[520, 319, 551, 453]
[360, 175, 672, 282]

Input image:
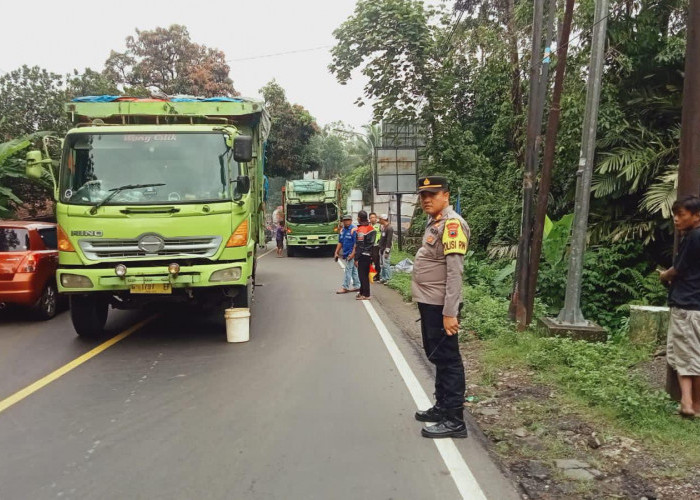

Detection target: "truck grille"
[79, 235, 222, 260]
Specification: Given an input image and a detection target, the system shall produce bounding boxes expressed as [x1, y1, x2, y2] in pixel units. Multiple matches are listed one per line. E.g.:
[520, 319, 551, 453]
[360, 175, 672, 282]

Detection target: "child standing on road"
[660, 195, 700, 417]
[276, 222, 286, 257]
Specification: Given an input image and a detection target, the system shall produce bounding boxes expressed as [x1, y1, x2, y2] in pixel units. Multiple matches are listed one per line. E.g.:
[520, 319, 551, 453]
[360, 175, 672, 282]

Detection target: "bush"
[523, 335, 676, 425]
[461, 285, 512, 340]
[538, 239, 667, 332]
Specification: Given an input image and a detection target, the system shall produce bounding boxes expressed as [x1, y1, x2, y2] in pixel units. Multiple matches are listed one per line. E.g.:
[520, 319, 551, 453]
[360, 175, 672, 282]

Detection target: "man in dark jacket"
[354, 210, 376, 300]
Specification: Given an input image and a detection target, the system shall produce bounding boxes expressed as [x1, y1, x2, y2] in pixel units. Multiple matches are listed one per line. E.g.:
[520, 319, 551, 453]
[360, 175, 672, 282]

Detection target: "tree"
[329, 0, 445, 123]
[260, 80, 320, 178]
[0, 66, 68, 141]
[104, 25, 237, 97]
[66, 68, 122, 98]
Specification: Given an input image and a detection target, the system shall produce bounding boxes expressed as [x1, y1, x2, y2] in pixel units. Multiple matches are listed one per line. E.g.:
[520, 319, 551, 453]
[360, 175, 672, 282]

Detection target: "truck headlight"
[209, 267, 242, 282]
[60, 274, 94, 288]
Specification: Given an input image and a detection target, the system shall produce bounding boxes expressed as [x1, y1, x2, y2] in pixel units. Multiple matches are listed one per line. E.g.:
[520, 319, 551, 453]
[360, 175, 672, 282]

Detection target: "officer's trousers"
[418, 302, 465, 409]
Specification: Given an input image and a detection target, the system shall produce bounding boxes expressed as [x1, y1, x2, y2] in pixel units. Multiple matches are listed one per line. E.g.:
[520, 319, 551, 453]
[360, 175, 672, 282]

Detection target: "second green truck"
[282, 179, 341, 257]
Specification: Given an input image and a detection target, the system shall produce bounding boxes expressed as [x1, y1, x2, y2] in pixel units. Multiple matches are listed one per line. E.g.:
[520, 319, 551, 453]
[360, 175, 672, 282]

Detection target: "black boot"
[415, 405, 446, 422]
[421, 407, 468, 439]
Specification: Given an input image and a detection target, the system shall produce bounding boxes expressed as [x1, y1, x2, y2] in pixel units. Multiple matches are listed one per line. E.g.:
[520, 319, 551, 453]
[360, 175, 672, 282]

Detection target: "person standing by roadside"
[660, 195, 700, 417]
[377, 214, 394, 283]
[354, 210, 376, 300]
[412, 176, 470, 439]
[275, 221, 286, 257]
[335, 214, 360, 294]
[369, 212, 382, 281]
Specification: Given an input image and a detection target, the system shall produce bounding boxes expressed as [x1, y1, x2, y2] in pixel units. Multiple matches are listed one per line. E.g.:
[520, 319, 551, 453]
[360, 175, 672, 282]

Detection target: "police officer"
[412, 176, 470, 439]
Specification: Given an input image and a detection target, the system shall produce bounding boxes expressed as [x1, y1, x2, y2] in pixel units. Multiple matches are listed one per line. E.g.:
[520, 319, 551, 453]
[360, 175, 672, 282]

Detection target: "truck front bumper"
[57, 261, 250, 293]
[287, 234, 338, 247]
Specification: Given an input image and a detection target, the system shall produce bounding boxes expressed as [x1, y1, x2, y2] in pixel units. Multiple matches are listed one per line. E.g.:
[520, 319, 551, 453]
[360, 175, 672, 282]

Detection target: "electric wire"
[228, 45, 331, 63]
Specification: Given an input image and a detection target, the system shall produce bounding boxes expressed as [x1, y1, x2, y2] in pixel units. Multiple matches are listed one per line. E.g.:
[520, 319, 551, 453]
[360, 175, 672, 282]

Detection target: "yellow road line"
[0, 315, 157, 415]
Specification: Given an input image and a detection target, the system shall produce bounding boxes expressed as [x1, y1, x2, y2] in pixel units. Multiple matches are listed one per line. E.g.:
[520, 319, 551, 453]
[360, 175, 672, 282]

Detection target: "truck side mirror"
[233, 136, 253, 163]
[25, 150, 45, 179]
[235, 175, 251, 195]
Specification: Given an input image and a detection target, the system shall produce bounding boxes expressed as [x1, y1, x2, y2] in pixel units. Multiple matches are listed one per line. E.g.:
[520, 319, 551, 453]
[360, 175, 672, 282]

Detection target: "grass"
[383, 260, 700, 466]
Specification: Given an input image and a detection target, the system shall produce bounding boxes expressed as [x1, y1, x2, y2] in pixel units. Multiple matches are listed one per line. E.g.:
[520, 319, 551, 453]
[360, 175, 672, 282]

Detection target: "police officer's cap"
[342, 214, 353, 221]
[417, 176, 449, 193]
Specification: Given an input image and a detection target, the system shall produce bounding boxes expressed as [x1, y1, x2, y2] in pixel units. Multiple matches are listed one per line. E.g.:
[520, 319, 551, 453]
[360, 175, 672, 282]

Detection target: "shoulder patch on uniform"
[442, 218, 468, 255]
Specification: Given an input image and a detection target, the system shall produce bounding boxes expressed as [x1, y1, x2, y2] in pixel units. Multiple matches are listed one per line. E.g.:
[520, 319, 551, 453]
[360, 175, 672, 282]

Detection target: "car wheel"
[33, 282, 58, 320]
[70, 295, 109, 339]
[287, 246, 295, 257]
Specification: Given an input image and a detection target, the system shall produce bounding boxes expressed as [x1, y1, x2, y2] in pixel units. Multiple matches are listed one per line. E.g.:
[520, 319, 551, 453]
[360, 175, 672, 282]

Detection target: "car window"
[38, 227, 58, 250]
[0, 228, 30, 252]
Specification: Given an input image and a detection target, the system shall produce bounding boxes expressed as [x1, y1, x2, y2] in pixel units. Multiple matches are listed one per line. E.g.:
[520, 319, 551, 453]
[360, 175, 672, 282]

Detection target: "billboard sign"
[375, 147, 418, 195]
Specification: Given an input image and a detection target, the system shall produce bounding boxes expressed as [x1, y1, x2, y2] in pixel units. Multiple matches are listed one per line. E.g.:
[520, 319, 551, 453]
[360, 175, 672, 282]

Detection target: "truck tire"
[287, 246, 295, 257]
[33, 281, 58, 321]
[234, 283, 253, 309]
[70, 295, 109, 339]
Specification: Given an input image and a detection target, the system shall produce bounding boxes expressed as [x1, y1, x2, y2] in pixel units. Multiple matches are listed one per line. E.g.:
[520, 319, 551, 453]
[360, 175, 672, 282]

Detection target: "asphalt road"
[0, 246, 520, 500]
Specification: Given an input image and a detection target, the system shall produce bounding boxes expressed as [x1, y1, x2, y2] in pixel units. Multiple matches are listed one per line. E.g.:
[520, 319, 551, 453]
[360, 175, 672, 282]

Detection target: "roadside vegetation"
[385, 246, 700, 494]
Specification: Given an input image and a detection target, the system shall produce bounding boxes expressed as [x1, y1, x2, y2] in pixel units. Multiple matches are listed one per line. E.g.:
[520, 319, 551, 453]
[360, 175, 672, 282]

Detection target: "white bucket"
[225, 308, 250, 343]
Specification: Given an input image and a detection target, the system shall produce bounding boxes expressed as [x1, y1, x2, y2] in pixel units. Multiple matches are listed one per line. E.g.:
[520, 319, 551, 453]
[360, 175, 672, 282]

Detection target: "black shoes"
[415, 405, 447, 422]
[420, 407, 468, 439]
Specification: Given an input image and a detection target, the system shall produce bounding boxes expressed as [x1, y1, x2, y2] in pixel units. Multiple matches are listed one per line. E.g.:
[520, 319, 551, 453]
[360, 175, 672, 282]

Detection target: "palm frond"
[640, 166, 678, 218]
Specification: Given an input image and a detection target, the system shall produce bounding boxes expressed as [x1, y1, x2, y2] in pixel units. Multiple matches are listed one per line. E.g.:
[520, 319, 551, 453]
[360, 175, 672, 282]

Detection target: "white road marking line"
[257, 247, 275, 260]
[336, 259, 487, 500]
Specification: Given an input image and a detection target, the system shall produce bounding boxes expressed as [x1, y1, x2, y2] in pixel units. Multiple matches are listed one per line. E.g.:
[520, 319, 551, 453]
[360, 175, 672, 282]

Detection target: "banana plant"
[0, 132, 55, 217]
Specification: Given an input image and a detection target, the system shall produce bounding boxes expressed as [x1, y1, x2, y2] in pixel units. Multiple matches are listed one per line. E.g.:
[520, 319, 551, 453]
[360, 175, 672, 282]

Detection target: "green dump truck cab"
[282, 179, 340, 257]
[34, 97, 270, 338]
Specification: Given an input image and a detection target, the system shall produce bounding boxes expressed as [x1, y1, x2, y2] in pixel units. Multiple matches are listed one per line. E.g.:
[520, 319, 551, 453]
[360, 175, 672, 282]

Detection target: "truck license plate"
[307, 235, 318, 240]
[130, 283, 172, 294]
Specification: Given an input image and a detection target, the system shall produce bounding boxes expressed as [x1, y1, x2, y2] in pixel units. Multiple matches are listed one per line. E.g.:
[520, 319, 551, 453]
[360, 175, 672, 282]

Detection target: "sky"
[0, 0, 379, 130]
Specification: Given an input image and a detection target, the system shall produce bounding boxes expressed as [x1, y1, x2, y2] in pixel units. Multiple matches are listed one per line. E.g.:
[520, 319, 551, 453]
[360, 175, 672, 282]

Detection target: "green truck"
[25, 96, 270, 338]
[282, 179, 341, 257]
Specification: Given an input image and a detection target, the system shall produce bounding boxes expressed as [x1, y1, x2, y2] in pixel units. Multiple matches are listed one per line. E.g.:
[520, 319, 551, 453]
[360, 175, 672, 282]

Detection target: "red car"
[0, 221, 59, 320]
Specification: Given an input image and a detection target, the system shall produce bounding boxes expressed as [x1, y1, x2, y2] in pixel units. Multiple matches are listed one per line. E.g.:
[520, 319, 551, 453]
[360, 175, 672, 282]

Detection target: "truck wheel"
[33, 281, 58, 321]
[70, 295, 109, 339]
[287, 246, 295, 257]
[234, 283, 253, 309]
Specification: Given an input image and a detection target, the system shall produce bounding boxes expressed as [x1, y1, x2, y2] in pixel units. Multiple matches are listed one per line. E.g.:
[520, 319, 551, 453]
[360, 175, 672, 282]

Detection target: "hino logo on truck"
[72, 230, 103, 237]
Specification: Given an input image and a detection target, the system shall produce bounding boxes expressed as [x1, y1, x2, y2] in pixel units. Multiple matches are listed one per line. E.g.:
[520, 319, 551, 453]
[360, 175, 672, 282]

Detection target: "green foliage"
[340, 164, 372, 205]
[66, 68, 121, 98]
[0, 133, 53, 217]
[523, 335, 676, 424]
[385, 271, 413, 302]
[260, 80, 320, 178]
[0, 66, 68, 141]
[329, 0, 445, 122]
[538, 239, 667, 331]
[461, 285, 512, 340]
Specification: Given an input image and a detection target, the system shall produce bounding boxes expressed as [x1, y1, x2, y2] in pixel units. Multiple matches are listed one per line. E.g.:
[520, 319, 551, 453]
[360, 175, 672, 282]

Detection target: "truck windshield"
[60, 132, 232, 205]
[287, 203, 338, 224]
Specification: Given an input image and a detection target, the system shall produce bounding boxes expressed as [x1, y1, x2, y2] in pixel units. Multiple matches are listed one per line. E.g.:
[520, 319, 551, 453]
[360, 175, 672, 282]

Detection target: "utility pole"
[678, 0, 700, 199]
[557, 0, 609, 325]
[511, 0, 545, 324]
[667, 0, 700, 401]
[526, 0, 576, 325]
